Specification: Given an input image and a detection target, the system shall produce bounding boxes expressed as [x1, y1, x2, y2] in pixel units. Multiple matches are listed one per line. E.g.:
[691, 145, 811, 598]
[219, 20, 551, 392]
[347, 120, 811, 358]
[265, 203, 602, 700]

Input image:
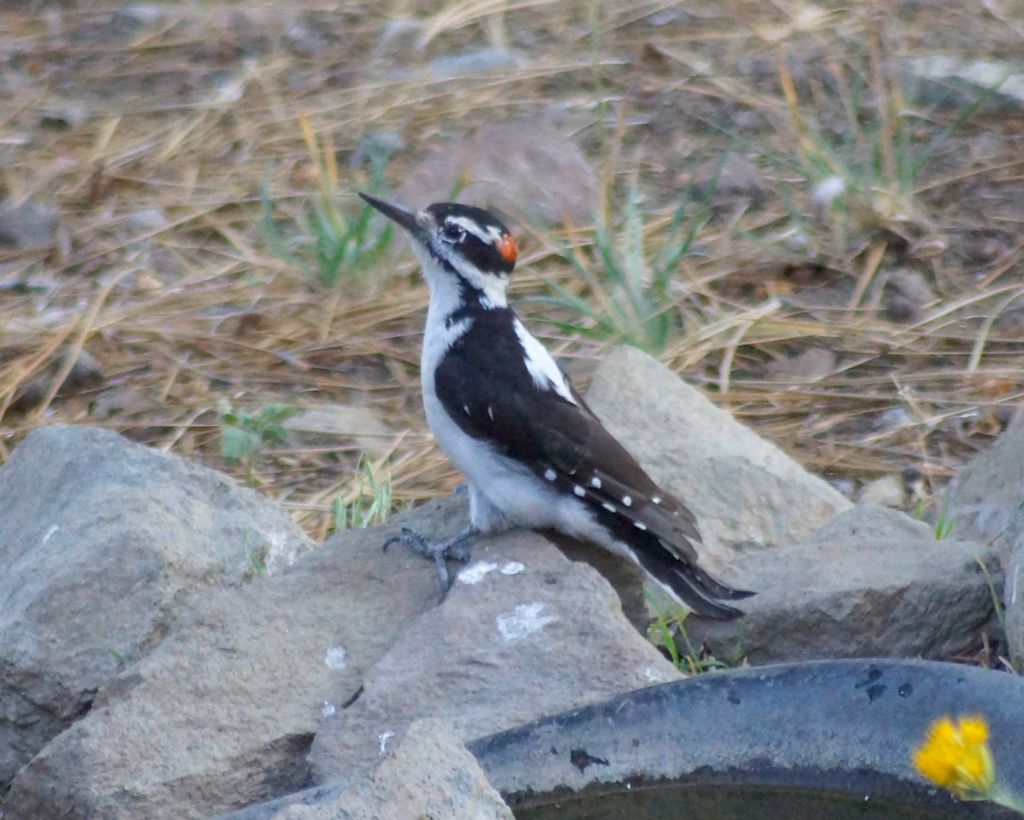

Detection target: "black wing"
[434, 308, 753, 619]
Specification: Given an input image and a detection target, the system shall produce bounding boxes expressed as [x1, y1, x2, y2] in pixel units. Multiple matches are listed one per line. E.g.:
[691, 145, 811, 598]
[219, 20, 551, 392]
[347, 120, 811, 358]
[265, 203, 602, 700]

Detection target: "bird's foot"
[383, 526, 476, 595]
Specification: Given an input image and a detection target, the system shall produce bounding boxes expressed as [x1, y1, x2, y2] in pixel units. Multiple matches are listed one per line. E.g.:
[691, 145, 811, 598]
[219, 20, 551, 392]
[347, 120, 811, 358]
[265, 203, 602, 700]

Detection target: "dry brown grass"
[1, 0, 1023, 538]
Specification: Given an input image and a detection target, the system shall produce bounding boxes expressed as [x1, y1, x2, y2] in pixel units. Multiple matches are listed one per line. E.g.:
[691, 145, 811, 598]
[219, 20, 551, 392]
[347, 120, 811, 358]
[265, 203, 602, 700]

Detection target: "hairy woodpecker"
[360, 192, 753, 620]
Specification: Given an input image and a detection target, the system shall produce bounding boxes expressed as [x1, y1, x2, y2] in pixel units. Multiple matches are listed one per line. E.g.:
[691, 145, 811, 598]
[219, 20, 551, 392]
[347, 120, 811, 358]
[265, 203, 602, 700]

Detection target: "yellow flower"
[913, 715, 995, 799]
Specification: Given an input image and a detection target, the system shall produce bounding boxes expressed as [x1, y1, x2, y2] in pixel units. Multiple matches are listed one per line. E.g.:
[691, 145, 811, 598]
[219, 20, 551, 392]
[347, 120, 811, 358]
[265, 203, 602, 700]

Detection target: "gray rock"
[948, 409, 1024, 558]
[308, 528, 681, 786]
[688, 504, 998, 664]
[393, 119, 597, 227]
[39, 106, 89, 131]
[0, 199, 58, 249]
[805, 503, 931, 543]
[0, 425, 312, 787]
[1005, 549, 1024, 669]
[126, 207, 168, 232]
[763, 346, 837, 383]
[857, 474, 910, 508]
[215, 781, 350, 820]
[873, 268, 936, 323]
[4, 498, 455, 820]
[695, 152, 769, 207]
[951, 410, 1024, 667]
[11, 346, 105, 412]
[258, 719, 513, 820]
[904, 55, 1024, 110]
[283, 405, 391, 457]
[585, 346, 853, 570]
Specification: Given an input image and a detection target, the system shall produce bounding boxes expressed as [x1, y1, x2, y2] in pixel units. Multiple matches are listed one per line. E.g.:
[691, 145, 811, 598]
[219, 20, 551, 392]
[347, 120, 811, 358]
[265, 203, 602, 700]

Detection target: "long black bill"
[359, 193, 428, 243]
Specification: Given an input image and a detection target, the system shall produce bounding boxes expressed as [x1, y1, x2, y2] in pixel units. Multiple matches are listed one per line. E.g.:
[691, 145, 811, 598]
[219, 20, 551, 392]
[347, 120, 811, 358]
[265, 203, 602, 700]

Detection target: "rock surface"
[689, 504, 998, 664]
[393, 118, 597, 226]
[4, 497, 454, 820]
[3, 492, 459, 820]
[260, 719, 513, 820]
[307, 528, 682, 788]
[0, 199, 58, 249]
[948, 408, 1024, 558]
[950, 410, 1024, 666]
[2, 361, 1015, 818]
[585, 345, 853, 570]
[1006, 549, 1024, 669]
[283, 406, 392, 457]
[0, 425, 312, 788]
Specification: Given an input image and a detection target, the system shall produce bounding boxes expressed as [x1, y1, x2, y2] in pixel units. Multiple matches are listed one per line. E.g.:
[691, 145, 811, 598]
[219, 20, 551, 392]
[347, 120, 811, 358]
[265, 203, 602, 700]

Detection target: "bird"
[360, 192, 754, 620]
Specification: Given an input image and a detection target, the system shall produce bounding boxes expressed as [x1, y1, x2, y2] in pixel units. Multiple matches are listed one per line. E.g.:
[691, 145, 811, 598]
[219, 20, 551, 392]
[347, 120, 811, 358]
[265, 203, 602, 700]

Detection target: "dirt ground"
[1, 0, 1023, 539]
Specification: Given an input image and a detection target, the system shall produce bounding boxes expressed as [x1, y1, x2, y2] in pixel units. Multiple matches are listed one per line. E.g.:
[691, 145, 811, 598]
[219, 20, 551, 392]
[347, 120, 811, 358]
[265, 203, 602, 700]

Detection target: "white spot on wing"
[324, 646, 347, 669]
[488, 406, 494, 420]
[501, 561, 525, 575]
[602, 502, 616, 513]
[513, 319, 577, 405]
[622, 495, 632, 507]
[496, 602, 556, 641]
[574, 485, 585, 497]
[590, 476, 602, 489]
[544, 468, 557, 481]
[463, 404, 470, 415]
[652, 496, 662, 505]
[458, 561, 498, 584]
[634, 521, 647, 530]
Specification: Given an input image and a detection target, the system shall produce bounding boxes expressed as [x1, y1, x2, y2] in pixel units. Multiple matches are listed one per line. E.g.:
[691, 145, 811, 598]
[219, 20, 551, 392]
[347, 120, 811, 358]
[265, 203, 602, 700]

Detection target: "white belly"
[417, 291, 630, 556]
[422, 388, 634, 563]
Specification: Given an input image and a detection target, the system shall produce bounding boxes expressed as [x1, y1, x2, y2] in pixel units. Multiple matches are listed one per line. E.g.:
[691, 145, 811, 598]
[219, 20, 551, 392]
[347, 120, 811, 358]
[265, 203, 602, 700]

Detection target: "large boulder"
[689, 504, 998, 663]
[0, 425, 312, 787]
[307, 528, 682, 788]
[947, 410, 1024, 667]
[2, 434, 453, 820]
[393, 118, 597, 227]
[585, 346, 853, 569]
[948, 409, 1024, 557]
[247, 719, 513, 820]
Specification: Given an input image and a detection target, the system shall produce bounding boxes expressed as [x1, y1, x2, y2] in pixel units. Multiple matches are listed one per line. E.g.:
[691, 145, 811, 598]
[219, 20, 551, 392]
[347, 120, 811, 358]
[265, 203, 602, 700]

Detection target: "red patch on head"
[497, 232, 517, 265]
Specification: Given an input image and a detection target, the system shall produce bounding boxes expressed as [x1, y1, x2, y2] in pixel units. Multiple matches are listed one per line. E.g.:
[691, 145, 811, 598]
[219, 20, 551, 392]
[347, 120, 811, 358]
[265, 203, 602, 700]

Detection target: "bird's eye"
[443, 223, 465, 243]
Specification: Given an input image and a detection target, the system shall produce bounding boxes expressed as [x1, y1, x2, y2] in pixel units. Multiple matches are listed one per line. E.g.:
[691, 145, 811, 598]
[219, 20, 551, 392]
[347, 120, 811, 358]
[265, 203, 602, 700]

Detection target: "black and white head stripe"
[425, 202, 517, 276]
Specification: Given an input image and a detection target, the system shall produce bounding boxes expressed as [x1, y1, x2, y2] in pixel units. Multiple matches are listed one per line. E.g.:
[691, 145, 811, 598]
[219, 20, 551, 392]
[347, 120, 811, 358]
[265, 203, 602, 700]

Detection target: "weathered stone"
[805, 502, 931, 543]
[1005, 548, 1024, 670]
[393, 119, 597, 227]
[0, 199, 58, 249]
[283, 405, 391, 456]
[858, 473, 909, 508]
[763, 346, 837, 383]
[585, 346, 853, 570]
[308, 529, 681, 786]
[954, 410, 1024, 667]
[695, 151, 769, 208]
[0, 425, 312, 787]
[689, 504, 998, 664]
[262, 719, 513, 820]
[948, 409, 1024, 558]
[3, 493, 456, 820]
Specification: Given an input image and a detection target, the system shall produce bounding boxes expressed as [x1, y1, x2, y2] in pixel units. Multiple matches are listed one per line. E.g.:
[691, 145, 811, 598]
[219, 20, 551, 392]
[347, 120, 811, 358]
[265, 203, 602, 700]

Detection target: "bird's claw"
[382, 526, 475, 597]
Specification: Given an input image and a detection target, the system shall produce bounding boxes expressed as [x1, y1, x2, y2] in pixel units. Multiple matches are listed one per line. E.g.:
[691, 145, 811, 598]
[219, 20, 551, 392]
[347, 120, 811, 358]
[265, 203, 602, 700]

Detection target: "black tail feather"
[686, 561, 756, 602]
[628, 528, 752, 621]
